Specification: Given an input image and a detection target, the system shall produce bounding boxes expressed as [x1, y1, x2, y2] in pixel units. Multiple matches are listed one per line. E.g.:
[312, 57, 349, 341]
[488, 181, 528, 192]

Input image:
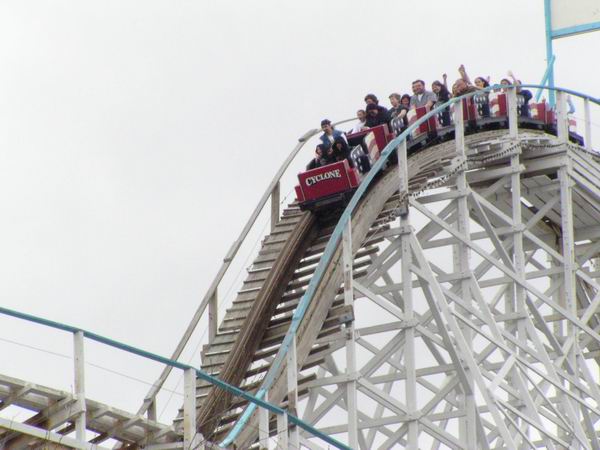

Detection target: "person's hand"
[442, 73, 447, 80]
[459, 64, 466, 73]
[507, 70, 515, 78]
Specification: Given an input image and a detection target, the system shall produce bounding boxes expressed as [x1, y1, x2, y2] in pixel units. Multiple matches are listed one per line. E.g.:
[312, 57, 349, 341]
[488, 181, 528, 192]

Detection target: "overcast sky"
[1, 0, 600, 422]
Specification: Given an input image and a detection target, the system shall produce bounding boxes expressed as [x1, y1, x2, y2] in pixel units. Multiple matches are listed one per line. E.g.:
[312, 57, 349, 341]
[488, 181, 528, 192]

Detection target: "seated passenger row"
[307, 64, 576, 171]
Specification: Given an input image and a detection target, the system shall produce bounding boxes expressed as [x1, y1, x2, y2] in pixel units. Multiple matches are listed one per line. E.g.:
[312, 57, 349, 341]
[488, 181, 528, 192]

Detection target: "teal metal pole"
[544, 0, 556, 106]
[536, 54, 555, 102]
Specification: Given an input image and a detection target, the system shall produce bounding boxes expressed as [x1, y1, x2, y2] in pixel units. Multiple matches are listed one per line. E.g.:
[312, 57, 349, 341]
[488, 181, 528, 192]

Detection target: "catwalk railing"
[220, 84, 600, 447]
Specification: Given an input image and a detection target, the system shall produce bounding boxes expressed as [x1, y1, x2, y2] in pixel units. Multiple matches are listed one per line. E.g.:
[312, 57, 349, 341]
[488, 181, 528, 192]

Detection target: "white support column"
[508, 87, 518, 139]
[259, 391, 270, 450]
[453, 99, 476, 448]
[184, 368, 202, 450]
[584, 98, 592, 152]
[277, 411, 289, 449]
[271, 181, 280, 232]
[508, 86, 529, 446]
[558, 163, 578, 387]
[397, 140, 409, 216]
[147, 399, 157, 422]
[556, 91, 569, 144]
[287, 336, 300, 449]
[397, 136, 418, 448]
[208, 288, 218, 345]
[73, 331, 86, 443]
[343, 221, 359, 449]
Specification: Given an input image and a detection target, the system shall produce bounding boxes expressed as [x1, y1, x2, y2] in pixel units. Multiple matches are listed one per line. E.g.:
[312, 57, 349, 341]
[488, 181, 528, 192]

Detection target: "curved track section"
[190, 132, 464, 443]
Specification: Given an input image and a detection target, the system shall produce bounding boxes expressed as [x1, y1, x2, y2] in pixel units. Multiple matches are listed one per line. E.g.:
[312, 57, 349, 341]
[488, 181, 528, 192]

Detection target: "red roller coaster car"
[295, 124, 392, 211]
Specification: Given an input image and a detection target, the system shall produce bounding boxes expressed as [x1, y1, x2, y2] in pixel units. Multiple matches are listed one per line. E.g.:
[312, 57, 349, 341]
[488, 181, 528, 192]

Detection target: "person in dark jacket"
[306, 144, 329, 170]
[332, 136, 354, 167]
[365, 103, 388, 127]
[364, 94, 390, 122]
[432, 80, 452, 126]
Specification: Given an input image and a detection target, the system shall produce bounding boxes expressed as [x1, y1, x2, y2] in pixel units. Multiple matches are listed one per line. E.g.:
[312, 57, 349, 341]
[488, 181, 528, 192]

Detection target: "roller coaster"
[2, 84, 600, 449]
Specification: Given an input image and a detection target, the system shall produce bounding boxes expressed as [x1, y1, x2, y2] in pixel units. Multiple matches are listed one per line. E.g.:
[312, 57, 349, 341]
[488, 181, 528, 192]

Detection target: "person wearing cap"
[319, 119, 347, 150]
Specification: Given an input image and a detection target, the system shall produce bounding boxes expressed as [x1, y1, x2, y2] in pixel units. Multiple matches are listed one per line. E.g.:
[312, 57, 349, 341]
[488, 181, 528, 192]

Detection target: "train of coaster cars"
[295, 92, 582, 212]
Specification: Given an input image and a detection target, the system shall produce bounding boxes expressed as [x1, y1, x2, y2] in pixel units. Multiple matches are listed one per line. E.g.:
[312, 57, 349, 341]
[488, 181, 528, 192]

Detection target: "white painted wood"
[342, 221, 359, 449]
[271, 181, 280, 232]
[556, 91, 569, 144]
[208, 289, 218, 345]
[584, 98, 592, 152]
[276, 412, 288, 449]
[73, 330, 87, 443]
[258, 391, 270, 450]
[286, 336, 299, 449]
[183, 369, 201, 450]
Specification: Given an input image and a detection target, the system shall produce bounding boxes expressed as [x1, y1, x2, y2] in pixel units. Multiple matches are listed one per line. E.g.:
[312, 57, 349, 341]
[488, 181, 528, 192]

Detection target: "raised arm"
[442, 73, 448, 89]
[458, 64, 472, 84]
[507, 70, 520, 85]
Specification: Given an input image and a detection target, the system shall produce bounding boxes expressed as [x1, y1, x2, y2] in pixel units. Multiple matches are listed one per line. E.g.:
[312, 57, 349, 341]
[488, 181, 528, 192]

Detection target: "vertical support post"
[508, 86, 529, 443]
[286, 336, 299, 449]
[453, 99, 476, 448]
[259, 391, 270, 450]
[397, 137, 418, 447]
[184, 369, 201, 450]
[343, 221, 359, 449]
[271, 181, 280, 232]
[397, 139, 409, 216]
[584, 98, 592, 152]
[73, 331, 86, 443]
[559, 163, 577, 371]
[147, 399, 157, 422]
[400, 208, 418, 447]
[508, 87, 518, 139]
[556, 91, 568, 144]
[208, 288, 218, 345]
[277, 411, 289, 449]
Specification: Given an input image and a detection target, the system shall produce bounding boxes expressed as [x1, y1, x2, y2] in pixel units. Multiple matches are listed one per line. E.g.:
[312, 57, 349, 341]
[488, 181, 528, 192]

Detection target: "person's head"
[333, 138, 345, 150]
[500, 78, 511, 86]
[452, 79, 468, 96]
[366, 103, 379, 117]
[315, 144, 325, 157]
[401, 94, 411, 107]
[389, 93, 401, 107]
[356, 109, 366, 122]
[320, 119, 333, 134]
[364, 94, 379, 105]
[412, 79, 425, 95]
[431, 80, 443, 94]
[474, 77, 489, 88]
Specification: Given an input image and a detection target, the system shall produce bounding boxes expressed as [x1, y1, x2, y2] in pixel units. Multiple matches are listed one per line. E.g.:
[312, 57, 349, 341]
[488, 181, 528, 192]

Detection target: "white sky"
[1, 0, 599, 424]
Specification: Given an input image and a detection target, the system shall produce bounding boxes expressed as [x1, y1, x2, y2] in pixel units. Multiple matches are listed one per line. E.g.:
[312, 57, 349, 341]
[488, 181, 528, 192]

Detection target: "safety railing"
[0, 304, 352, 449]
[220, 84, 600, 448]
